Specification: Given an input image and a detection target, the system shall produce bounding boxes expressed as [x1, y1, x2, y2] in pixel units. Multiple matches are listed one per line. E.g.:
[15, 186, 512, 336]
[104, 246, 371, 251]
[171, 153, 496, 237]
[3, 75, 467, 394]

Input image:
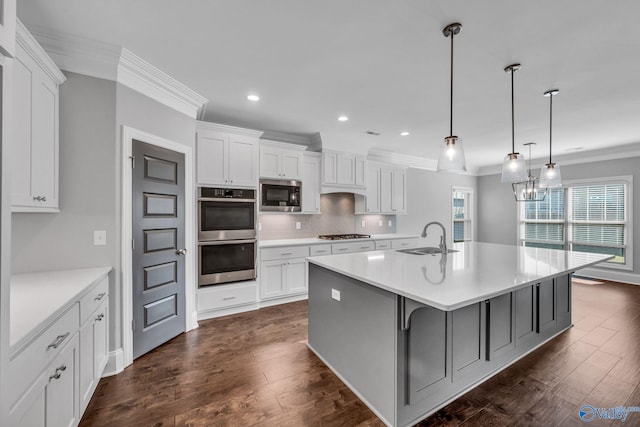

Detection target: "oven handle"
[198, 197, 256, 203]
[198, 239, 257, 246]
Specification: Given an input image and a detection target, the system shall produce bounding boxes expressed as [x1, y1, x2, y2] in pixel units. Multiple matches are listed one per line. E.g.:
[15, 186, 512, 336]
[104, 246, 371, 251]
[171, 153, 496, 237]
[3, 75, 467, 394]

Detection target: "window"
[518, 176, 632, 270]
[452, 187, 473, 242]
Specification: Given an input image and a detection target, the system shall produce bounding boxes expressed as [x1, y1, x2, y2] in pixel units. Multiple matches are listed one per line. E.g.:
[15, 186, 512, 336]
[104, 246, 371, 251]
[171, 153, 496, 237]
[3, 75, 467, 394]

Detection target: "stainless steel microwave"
[260, 179, 301, 212]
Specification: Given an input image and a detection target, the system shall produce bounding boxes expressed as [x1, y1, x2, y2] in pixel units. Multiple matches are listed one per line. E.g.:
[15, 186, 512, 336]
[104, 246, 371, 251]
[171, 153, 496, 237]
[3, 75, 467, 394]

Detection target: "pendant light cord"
[449, 30, 454, 137]
[511, 69, 515, 154]
[548, 94, 553, 164]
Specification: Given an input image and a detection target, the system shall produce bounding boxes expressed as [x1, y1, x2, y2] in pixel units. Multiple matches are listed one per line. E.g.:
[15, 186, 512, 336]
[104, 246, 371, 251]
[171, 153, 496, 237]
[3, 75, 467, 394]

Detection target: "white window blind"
[452, 188, 472, 243]
[520, 188, 564, 249]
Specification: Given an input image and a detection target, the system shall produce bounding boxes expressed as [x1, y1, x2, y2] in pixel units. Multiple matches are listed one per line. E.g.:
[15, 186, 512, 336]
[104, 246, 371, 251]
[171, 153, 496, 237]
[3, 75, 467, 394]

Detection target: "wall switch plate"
[296, 221, 301, 230]
[378, 220, 383, 227]
[93, 230, 107, 246]
[388, 220, 392, 227]
[361, 220, 366, 228]
[331, 288, 341, 301]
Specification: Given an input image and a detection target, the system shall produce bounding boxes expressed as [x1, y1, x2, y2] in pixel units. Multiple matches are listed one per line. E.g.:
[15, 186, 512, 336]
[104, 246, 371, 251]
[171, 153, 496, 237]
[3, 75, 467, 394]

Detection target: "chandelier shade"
[539, 89, 562, 188]
[501, 63, 527, 183]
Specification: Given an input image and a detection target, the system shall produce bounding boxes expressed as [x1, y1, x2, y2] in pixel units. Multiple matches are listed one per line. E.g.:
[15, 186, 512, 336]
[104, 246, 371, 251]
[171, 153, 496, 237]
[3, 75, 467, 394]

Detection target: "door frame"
[121, 125, 197, 368]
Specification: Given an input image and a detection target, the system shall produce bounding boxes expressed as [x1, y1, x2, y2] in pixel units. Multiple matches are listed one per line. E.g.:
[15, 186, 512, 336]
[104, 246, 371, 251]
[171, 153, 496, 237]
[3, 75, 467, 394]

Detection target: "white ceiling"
[18, 0, 640, 170]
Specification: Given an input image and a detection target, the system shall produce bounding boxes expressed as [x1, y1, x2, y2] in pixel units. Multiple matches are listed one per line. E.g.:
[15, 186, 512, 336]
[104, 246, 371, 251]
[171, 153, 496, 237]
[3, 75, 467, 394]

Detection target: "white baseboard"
[102, 348, 125, 377]
[577, 267, 640, 285]
[188, 310, 199, 331]
[197, 303, 259, 321]
[259, 293, 308, 308]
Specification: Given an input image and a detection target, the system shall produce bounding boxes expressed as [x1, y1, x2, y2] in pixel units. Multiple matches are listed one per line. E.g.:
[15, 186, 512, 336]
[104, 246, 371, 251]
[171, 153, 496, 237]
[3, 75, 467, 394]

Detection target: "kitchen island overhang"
[306, 242, 613, 427]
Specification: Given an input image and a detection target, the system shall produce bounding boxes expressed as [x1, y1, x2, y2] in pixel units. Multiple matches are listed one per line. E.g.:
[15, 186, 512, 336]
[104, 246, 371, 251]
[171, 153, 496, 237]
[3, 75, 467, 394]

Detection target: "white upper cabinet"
[11, 20, 66, 213]
[259, 140, 305, 180]
[322, 150, 367, 189]
[196, 122, 263, 188]
[356, 163, 406, 214]
[302, 152, 321, 213]
[0, 0, 16, 57]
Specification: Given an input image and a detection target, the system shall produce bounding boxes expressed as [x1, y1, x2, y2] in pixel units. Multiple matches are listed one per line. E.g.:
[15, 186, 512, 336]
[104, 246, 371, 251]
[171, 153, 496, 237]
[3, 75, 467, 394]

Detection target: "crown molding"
[260, 139, 308, 151]
[28, 24, 207, 118]
[16, 20, 66, 85]
[196, 121, 263, 138]
[368, 148, 437, 170]
[261, 130, 314, 146]
[475, 142, 640, 176]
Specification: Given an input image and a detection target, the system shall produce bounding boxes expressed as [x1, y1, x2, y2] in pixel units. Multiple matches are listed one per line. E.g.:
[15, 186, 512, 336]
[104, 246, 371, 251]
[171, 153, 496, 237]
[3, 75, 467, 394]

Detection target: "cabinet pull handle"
[47, 332, 70, 350]
[48, 364, 67, 382]
[360, 246, 370, 249]
[223, 296, 237, 300]
[338, 248, 347, 251]
[96, 313, 105, 321]
[281, 252, 292, 256]
[95, 293, 106, 301]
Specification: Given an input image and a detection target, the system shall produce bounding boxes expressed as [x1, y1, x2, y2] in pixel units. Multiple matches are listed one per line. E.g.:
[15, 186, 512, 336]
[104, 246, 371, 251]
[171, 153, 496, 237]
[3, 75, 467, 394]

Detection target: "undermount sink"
[397, 247, 459, 255]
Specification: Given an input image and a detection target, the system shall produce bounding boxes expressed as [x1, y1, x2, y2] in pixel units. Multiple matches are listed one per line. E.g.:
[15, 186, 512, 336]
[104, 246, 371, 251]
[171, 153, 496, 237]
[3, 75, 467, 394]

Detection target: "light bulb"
[509, 159, 519, 171]
[447, 146, 456, 160]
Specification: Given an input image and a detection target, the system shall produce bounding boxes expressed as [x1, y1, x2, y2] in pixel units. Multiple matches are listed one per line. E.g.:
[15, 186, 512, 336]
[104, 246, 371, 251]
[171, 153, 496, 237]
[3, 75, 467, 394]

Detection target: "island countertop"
[306, 242, 613, 311]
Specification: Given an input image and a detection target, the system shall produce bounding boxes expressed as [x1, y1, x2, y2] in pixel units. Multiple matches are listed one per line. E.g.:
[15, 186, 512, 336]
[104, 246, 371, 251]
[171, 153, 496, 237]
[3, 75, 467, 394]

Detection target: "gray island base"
[307, 243, 612, 426]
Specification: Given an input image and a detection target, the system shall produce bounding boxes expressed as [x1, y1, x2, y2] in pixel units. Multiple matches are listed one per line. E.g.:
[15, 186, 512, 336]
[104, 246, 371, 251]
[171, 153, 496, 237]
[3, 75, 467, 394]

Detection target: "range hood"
[320, 185, 367, 196]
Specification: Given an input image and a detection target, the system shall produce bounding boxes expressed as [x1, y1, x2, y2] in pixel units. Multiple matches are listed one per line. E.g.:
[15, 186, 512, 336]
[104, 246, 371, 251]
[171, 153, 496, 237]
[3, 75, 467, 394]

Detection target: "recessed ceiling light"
[400, 131, 410, 136]
[338, 116, 349, 122]
[247, 94, 260, 102]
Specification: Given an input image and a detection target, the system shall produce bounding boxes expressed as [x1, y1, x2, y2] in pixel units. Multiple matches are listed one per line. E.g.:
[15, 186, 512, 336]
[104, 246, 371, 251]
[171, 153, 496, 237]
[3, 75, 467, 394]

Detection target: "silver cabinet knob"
[176, 249, 187, 256]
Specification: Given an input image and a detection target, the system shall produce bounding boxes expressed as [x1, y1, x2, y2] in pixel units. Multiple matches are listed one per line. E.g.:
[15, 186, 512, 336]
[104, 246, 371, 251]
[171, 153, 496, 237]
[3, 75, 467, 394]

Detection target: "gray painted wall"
[397, 168, 478, 247]
[477, 156, 640, 276]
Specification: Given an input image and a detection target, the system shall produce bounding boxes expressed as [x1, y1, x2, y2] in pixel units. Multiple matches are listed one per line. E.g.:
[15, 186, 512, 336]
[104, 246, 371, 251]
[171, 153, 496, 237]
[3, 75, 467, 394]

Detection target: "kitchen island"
[307, 242, 612, 427]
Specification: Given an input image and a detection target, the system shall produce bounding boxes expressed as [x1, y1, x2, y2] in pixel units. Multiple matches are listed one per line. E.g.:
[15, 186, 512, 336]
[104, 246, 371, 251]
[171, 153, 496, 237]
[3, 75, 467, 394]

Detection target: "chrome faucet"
[421, 221, 447, 253]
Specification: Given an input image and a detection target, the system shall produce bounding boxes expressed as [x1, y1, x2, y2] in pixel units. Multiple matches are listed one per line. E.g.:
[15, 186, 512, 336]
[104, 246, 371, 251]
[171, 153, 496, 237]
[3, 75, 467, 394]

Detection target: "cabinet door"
[287, 258, 308, 294]
[281, 151, 302, 180]
[0, 0, 16, 57]
[336, 153, 355, 185]
[31, 70, 58, 208]
[260, 260, 287, 300]
[94, 301, 109, 380]
[322, 152, 337, 184]
[536, 279, 556, 333]
[515, 285, 536, 346]
[451, 302, 485, 382]
[556, 274, 571, 328]
[11, 49, 34, 207]
[379, 168, 393, 213]
[487, 293, 515, 360]
[228, 137, 258, 186]
[79, 319, 94, 412]
[365, 166, 380, 213]
[302, 157, 320, 213]
[197, 133, 227, 185]
[391, 169, 406, 213]
[46, 334, 79, 427]
[260, 147, 281, 179]
[355, 156, 366, 187]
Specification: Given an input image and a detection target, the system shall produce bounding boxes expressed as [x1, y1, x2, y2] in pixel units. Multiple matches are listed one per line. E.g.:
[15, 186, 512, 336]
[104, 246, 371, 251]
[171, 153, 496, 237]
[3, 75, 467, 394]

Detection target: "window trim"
[517, 175, 633, 271]
[452, 186, 473, 243]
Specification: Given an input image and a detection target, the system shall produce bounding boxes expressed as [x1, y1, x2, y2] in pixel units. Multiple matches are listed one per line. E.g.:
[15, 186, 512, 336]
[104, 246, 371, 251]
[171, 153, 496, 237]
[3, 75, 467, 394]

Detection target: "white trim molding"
[16, 20, 66, 85]
[102, 348, 125, 377]
[196, 120, 264, 138]
[29, 25, 207, 118]
[576, 268, 640, 286]
[121, 126, 198, 369]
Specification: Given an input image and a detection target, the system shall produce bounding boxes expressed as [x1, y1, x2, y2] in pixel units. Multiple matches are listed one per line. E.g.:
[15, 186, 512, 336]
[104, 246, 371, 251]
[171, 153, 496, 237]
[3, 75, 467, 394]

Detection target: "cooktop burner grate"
[317, 234, 371, 240]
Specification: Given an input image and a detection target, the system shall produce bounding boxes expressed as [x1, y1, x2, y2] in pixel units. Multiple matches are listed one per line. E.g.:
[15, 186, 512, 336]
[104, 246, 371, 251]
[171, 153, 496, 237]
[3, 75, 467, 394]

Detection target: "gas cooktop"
[317, 234, 371, 240]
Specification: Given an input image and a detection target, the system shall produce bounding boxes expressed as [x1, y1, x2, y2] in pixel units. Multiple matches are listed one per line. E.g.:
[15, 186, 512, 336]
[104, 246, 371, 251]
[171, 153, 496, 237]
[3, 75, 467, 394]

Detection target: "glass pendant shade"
[539, 162, 562, 188]
[437, 136, 466, 173]
[501, 153, 527, 183]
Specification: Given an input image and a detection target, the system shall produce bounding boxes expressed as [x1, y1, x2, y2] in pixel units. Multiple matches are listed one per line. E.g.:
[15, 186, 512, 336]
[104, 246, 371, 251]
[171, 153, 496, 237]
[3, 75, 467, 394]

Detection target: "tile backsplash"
[258, 193, 395, 240]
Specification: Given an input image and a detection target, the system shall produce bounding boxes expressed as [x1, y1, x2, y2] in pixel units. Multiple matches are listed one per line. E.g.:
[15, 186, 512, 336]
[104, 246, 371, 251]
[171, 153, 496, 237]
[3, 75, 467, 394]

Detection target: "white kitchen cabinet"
[390, 168, 406, 213]
[322, 150, 367, 189]
[331, 240, 376, 254]
[391, 238, 418, 249]
[356, 163, 406, 214]
[79, 296, 108, 414]
[196, 121, 263, 187]
[302, 152, 321, 213]
[0, 1, 16, 57]
[259, 140, 305, 180]
[11, 20, 66, 212]
[259, 245, 310, 301]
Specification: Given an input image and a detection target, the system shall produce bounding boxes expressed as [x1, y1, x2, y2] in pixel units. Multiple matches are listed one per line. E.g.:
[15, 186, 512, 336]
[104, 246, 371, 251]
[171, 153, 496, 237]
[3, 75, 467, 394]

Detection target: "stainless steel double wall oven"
[198, 187, 256, 286]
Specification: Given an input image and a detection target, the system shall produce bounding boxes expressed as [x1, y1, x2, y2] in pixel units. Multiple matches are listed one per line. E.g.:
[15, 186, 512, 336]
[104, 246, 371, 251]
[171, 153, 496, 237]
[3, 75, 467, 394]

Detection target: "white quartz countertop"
[11, 266, 112, 351]
[259, 234, 418, 248]
[307, 242, 613, 311]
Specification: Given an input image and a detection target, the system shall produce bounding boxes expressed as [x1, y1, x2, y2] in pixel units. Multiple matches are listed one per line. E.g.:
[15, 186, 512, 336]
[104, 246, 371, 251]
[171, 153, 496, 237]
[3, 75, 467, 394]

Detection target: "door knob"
[176, 249, 187, 256]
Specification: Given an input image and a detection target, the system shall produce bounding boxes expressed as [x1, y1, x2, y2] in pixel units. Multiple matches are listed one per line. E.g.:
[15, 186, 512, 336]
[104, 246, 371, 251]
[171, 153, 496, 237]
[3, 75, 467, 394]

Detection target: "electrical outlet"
[361, 220, 366, 228]
[331, 288, 341, 301]
[388, 220, 392, 227]
[378, 220, 383, 227]
[296, 221, 301, 230]
[93, 230, 107, 246]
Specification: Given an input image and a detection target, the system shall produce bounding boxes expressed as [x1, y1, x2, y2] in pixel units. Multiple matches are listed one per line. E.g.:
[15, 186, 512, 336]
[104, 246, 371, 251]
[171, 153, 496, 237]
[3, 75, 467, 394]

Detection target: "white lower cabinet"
[10, 333, 80, 427]
[79, 298, 109, 414]
[260, 245, 310, 301]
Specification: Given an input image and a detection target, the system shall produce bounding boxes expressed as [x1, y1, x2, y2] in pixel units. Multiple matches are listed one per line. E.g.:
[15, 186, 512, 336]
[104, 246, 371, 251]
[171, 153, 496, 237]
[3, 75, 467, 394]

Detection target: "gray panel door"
[486, 293, 515, 360]
[132, 140, 185, 359]
[515, 285, 536, 346]
[537, 279, 556, 333]
[451, 302, 485, 382]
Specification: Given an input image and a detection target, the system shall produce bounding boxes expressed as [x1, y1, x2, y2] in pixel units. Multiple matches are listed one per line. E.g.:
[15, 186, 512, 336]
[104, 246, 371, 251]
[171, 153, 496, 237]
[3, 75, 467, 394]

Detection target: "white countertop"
[307, 242, 613, 311]
[11, 266, 112, 350]
[259, 233, 418, 248]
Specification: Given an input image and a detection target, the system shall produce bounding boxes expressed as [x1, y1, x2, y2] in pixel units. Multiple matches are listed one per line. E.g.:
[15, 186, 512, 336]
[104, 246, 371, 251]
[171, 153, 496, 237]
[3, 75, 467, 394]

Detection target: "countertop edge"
[259, 234, 419, 248]
[10, 266, 113, 357]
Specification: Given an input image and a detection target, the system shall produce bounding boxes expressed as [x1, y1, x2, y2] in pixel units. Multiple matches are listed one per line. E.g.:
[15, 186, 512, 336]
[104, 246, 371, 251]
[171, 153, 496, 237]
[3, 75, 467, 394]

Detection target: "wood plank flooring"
[80, 279, 640, 426]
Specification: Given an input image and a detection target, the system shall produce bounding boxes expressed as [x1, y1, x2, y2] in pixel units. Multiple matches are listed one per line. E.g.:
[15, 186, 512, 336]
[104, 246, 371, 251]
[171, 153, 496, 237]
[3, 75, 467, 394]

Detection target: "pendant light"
[501, 64, 527, 183]
[437, 23, 466, 173]
[512, 142, 547, 202]
[539, 89, 562, 188]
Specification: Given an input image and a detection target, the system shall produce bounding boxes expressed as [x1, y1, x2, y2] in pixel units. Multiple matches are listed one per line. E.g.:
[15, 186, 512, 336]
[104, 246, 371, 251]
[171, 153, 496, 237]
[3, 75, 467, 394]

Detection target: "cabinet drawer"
[79, 276, 109, 325]
[375, 240, 391, 250]
[310, 244, 332, 256]
[332, 241, 375, 254]
[197, 283, 257, 311]
[261, 245, 309, 261]
[391, 238, 418, 249]
[9, 303, 79, 407]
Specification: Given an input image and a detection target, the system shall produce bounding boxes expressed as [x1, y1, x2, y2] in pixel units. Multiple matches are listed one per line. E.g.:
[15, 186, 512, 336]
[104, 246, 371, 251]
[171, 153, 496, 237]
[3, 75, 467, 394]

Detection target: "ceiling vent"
[364, 130, 381, 136]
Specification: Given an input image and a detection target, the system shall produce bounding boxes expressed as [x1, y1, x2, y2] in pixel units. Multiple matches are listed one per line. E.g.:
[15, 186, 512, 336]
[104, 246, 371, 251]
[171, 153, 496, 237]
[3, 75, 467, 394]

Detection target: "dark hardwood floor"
[80, 279, 640, 426]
